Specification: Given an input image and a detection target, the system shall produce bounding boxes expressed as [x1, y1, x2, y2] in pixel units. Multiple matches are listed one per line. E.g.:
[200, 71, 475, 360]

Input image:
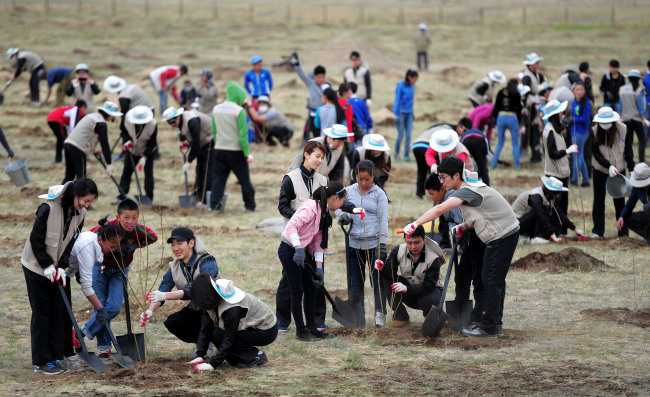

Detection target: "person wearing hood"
[65, 64, 101, 112]
[197, 70, 218, 114]
[141, 227, 219, 358]
[210, 81, 256, 213]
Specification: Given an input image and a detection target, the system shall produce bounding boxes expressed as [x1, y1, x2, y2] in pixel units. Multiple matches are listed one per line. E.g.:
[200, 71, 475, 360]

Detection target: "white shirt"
[67, 231, 103, 297]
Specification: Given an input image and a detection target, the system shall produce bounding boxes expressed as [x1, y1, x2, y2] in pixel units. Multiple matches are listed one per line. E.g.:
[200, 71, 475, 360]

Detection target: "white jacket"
[67, 231, 103, 297]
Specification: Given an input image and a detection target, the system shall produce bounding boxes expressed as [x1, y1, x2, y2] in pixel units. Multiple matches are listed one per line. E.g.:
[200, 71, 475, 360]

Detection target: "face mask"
[599, 123, 612, 130]
[328, 144, 335, 149]
[258, 105, 268, 113]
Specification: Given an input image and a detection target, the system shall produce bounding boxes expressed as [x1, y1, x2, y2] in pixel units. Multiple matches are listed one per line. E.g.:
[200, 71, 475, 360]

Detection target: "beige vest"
[179, 110, 214, 148]
[149, 65, 180, 92]
[542, 123, 570, 178]
[124, 119, 157, 157]
[213, 101, 244, 151]
[209, 293, 276, 331]
[511, 187, 551, 218]
[284, 168, 327, 224]
[449, 142, 475, 172]
[522, 68, 545, 95]
[592, 122, 628, 174]
[288, 136, 342, 178]
[21, 182, 86, 276]
[468, 77, 495, 106]
[459, 182, 519, 243]
[18, 51, 44, 72]
[357, 147, 390, 179]
[70, 80, 96, 112]
[344, 63, 370, 99]
[413, 128, 435, 144]
[65, 113, 105, 155]
[119, 84, 154, 110]
[619, 85, 644, 123]
[168, 237, 216, 309]
[396, 237, 445, 286]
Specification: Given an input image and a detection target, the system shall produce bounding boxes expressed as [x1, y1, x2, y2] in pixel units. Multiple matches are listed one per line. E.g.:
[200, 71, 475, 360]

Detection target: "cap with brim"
[211, 278, 245, 304]
[542, 99, 568, 120]
[537, 82, 552, 93]
[522, 53, 543, 65]
[463, 168, 486, 187]
[324, 124, 353, 139]
[162, 107, 184, 121]
[627, 69, 642, 79]
[362, 134, 390, 152]
[517, 84, 531, 97]
[429, 128, 459, 153]
[99, 101, 123, 117]
[6, 48, 18, 59]
[541, 176, 569, 192]
[418, 23, 427, 30]
[75, 63, 89, 73]
[487, 70, 506, 84]
[251, 55, 262, 64]
[126, 106, 154, 125]
[630, 163, 650, 188]
[103, 75, 126, 93]
[257, 95, 270, 103]
[37, 184, 66, 199]
[166, 227, 195, 243]
[593, 106, 620, 123]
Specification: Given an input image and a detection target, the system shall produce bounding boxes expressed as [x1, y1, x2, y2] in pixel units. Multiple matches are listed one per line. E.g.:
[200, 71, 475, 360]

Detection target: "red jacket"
[160, 68, 180, 101]
[90, 218, 158, 268]
[47, 105, 85, 126]
[425, 147, 469, 167]
[338, 98, 355, 141]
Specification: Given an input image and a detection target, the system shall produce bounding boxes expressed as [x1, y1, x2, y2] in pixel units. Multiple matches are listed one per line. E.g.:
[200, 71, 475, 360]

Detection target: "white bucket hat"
[418, 23, 427, 31]
[627, 69, 642, 79]
[103, 75, 126, 93]
[362, 134, 390, 152]
[211, 278, 245, 304]
[542, 99, 568, 120]
[6, 48, 18, 59]
[162, 107, 184, 121]
[99, 101, 123, 117]
[75, 63, 89, 73]
[541, 176, 569, 192]
[593, 106, 620, 123]
[630, 162, 650, 188]
[463, 168, 486, 187]
[37, 184, 67, 199]
[126, 106, 154, 125]
[488, 70, 506, 84]
[522, 53, 543, 65]
[324, 124, 353, 139]
[429, 128, 459, 153]
[517, 84, 531, 97]
[257, 95, 270, 104]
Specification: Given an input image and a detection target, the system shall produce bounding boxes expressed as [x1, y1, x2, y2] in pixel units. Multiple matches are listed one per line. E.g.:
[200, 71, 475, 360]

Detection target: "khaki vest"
[468, 77, 495, 106]
[287, 136, 342, 178]
[149, 65, 180, 92]
[65, 113, 105, 155]
[119, 84, 154, 110]
[542, 123, 570, 178]
[18, 51, 44, 72]
[413, 129, 435, 145]
[179, 110, 214, 148]
[357, 147, 390, 179]
[619, 85, 644, 123]
[449, 142, 474, 172]
[511, 187, 551, 218]
[522, 68, 545, 95]
[284, 168, 327, 224]
[592, 122, 628, 174]
[459, 182, 519, 243]
[344, 63, 370, 99]
[263, 106, 293, 131]
[168, 237, 217, 309]
[21, 182, 86, 276]
[124, 119, 157, 157]
[70, 80, 96, 112]
[396, 237, 445, 286]
[213, 101, 244, 151]
[209, 293, 276, 331]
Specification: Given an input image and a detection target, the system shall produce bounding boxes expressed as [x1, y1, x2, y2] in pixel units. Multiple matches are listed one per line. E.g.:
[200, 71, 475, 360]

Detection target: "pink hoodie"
[468, 103, 494, 143]
[282, 200, 324, 257]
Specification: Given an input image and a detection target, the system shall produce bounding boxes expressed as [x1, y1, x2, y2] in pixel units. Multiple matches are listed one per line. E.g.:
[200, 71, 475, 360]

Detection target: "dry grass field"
[0, 1, 648, 396]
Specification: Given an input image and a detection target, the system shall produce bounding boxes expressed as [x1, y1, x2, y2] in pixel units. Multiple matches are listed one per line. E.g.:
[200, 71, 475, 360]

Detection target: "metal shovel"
[115, 276, 146, 361]
[57, 283, 109, 373]
[306, 264, 357, 329]
[445, 245, 474, 332]
[94, 151, 129, 199]
[340, 222, 363, 328]
[421, 238, 459, 338]
[128, 151, 152, 206]
[105, 323, 136, 368]
[178, 147, 195, 208]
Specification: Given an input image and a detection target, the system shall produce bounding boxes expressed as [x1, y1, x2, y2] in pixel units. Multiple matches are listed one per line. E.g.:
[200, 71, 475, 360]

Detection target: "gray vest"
[263, 106, 293, 131]
[124, 119, 157, 157]
[459, 182, 519, 243]
[179, 110, 214, 148]
[211, 293, 276, 331]
[468, 77, 495, 106]
[284, 168, 327, 225]
[396, 237, 445, 286]
[619, 85, 644, 123]
[343, 63, 370, 99]
[65, 113, 104, 155]
[542, 123, 570, 178]
[512, 187, 551, 219]
[168, 237, 217, 309]
[288, 136, 342, 179]
[119, 85, 154, 111]
[213, 101, 244, 151]
[522, 68, 545, 95]
[18, 51, 44, 72]
[70, 80, 97, 112]
[592, 122, 628, 174]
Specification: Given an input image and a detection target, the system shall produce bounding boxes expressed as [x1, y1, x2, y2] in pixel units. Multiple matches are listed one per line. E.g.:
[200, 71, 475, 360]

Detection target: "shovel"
[128, 151, 152, 206]
[305, 264, 356, 329]
[115, 275, 146, 361]
[445, 243, 473, 332]
[104, 323, 136, 368]
[340, 222, 363, 328]
[56, 283, 109, 373]
[421, 238, 459, 338]
[94, 151, 129, 199]
[178, 147, 195, 208]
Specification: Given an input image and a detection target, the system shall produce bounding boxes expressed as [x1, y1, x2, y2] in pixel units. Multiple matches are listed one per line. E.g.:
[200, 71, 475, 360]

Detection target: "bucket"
[4, 160, 31, 187]
[606, 174, 632, 198]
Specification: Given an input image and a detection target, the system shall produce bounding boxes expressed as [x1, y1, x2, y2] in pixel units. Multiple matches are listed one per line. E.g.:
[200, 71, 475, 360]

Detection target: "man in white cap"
[512, 176, 586, 244]
[352, 134, 392, 188]
[287, 124, 350, 182]
[521, 53, 547, 95]
[414, 23, 431, 70]
[65, 63, 100, 112]
[617, 162, 650, 245]
[468, 70, 506, 108]
[247, 95, 294, 147]
[5, 47, 45, 105]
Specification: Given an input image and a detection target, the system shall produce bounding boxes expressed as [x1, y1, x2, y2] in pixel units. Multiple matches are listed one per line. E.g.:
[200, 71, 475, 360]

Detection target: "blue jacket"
[620, 187, 649, 220]
[570, 98, 592, 135]
[348, 96, 373, 130]
[158, 252, 219, 296]
[244, 69, 273, 98]
[643, 72, 650, 105]
[47, 67, 71, 88]
[393, 81, 415, 115]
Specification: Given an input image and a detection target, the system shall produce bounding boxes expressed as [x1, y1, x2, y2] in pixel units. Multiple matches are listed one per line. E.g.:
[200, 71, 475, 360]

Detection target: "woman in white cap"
[65, 63, 100, 112]
[63, 101, 123, 183]
[619, 69, 649, 163]
[617, 162, 650, 245]
[425, 125, 474, 175]
[189, 275, 278, 370]
[5, 47, 45, 105]
[414, 23, 431, 70]
[351, 134, 392, 188]
[591, 106, 635, 238]
[468, 70, 506, 108]
[491, 79, 523, 169]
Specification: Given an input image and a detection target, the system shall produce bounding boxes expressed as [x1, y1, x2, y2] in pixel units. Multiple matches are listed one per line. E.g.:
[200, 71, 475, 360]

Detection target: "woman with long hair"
[314, 88, 345, 136]
[490, 78, 523, 169]
[570, 81, 593, 186]
[393, 69, 419, 161]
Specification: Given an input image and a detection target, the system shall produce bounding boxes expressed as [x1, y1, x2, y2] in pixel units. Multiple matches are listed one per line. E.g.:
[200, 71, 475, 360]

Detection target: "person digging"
[617, 162, 650, 245]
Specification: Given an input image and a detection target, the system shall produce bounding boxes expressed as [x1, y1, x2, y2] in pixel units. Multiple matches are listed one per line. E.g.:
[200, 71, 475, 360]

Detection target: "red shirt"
[338, 98, 355, 141]
[425, 147, 469, 167]
[90, 218, 158, 268]
[46, 105, 84, 126]
[159, 68, 180, 101]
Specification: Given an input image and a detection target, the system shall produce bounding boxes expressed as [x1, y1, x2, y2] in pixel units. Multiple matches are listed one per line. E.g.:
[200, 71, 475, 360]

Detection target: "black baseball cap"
[167, 227, 195, 243]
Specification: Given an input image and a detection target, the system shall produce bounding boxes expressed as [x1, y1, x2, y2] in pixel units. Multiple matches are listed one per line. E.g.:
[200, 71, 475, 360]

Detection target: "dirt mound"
[20, 186, 43, 198]
[439, 66, 473, 87]
[99, 63, 121, 70]
[279, 78, 300, 89]
[511, 248, 610, 273]
[580, 307, 650, 329]
[181, 52, 198, 59]
[492, 175, 542, 188]
[0, 213, 36, 224]
[72, 48, 90, 55]
[594, 237, 648, 250]
[371, 106, 396, 126]
[17, 126, 48, 138]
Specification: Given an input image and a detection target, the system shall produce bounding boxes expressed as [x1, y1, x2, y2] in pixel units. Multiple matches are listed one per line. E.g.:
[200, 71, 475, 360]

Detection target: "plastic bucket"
[4, 160, 31, 187]
[606, 174, 632, 198]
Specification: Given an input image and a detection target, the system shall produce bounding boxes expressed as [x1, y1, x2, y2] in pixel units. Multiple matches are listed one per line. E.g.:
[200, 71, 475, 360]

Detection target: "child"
[180, 80, 198, 109]
[291, 53, 332, 145]
[393, 69, 419, 160]
[570, 81, 593, 186]
[244, 55, 273, 101]
[314, 88, 345, 137]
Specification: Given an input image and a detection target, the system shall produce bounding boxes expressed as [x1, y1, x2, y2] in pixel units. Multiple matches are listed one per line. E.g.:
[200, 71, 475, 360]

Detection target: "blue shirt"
[442, 190, 464, 228]
[393, 80, 415, 115]
[348, 96, 373, 130]
[244, 69, 273, 97]
[158, 252, 219, 296]
[643, 72, 650, 105]
[47, 67, 71, 88]
[570, 98, 592, 135]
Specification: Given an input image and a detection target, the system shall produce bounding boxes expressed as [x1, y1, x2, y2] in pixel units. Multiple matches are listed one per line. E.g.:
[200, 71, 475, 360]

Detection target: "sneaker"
[34, 361, 64, 375]
[30, 101, 41, 107]
[72, 329, 83, 350]
[245, 207, 256, 213]
[237, 351, 268, 369]
[316, 323, 328, 331]
[388, 319, 410, 328]
[590, 233, 600, 239]
[189, 347, 200, 359]
[206, 343, 216, 357]
[375, 312, 385, 327]
[496, 324, 504, 337]
[296, 327, 314, 342]
[308, 326, 334, 340]
[518, 236, 529, 245]
[110, 197, 122, 205]
[53, 360, 68, 373]
[277, 325, 289, 332]
[462, 325, 497, 339]
[61, 355, 85, 371]
[97, 349, 112, 359]
[531, 237, 550, 244]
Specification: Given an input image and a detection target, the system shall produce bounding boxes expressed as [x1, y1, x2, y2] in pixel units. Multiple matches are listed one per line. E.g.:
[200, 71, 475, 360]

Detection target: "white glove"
[566, 144, 578, 154]
[574, 229, 586, 239]
[374, 260, 384, 271]
[137, 156, 146, 172]
[366, 99, 372, 108]
[403, 222, 418, 237]
[430, 163, 438, 174]
[105, 164, 114, 177]
[5, 80, 11, 88]
[352, 208, 366, 220]
[608, 165, 619, 178]
[246, 154, 254, 164]
[182, 162, 191, 174]
[194, 363, 214, 371]
[550, 234, 564, 243]
[451, 224, 465, 238]
[43, 265, 57, 282]
[391, 282, 407, 293]
[140, 309, 153, 326]
[187, 357, 203, 365]
[55, 268, 67, 287]
[146, 290, 166, 303]
[644, 119, 650, 128]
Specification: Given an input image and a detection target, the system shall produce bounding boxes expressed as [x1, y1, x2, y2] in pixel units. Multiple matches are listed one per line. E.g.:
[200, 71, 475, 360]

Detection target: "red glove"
[243, 101, 250, 109]
[123, 140, 133, 151]
[550, 234, 564, 243]
[353, 208, 365, 220]
[451, 225, 464, 238]
[374, 260, 384, 271]
[95, 150, 102, 158]
[179, 141, 189, 150]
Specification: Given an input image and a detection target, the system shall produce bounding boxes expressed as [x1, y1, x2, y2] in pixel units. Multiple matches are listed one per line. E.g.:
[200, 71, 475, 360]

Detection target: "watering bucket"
[4, 160, 31, 187]
[606, 174, 632, 198]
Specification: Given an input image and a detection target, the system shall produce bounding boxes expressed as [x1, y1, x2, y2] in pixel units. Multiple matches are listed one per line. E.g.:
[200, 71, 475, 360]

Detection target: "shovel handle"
[303, 264, 342, 317]
[57, 282, 91, 354]
[437, 237, 460, 310]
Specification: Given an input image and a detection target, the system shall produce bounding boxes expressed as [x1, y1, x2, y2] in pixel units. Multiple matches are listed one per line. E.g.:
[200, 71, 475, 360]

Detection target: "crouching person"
[375, 225, 444, 328]
[141, 227, 219, 357]
[188, 275, 278, 370]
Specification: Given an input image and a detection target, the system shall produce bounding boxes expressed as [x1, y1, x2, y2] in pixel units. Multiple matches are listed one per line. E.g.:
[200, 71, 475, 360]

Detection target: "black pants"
[266, 126, 293, 147]
[518, 211, 567, 240]
[210, 149, 256, 211]
[30, 64, 44, 102]
[413, 146, 429, 197]
[528, 123, 542, 162]
[118, 150, 155, 200]
[455, 232, 486, 322]
[48, 121, 67, 162]
[390, 289, 440, 321]
[439, 216, 450, 249]
[584, 134, 593, 178]
[478, 231, 518, 334]
[416, 51, 428, 70]
[275, 268, 327, 327]
[164, 306, 204, 344]
[63, 143, 87, 183]
[207, 324, 278, 366]
[23, 265, 65, 366]
[301, 114, 318, 146]
[626, 211, 650, 244]
[626, 119, 646, 163]
[546, 175, 569, 235]
[592, 170, 627, 237]
[463, 138, 490, 186]
[194, 144, 213, 204]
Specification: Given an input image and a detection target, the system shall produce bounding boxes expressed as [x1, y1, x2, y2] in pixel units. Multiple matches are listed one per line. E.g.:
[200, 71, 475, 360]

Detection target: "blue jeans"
[348, 247, 389, 324]
[491, 114, 520, 168]
[82, 264, 129, 351]
[571, 133, 590, 184]
[150, 75, 167, 114]
[645, 104, 650, 147]
[603, 102, 621, 115]
[395, 111, 414, 159]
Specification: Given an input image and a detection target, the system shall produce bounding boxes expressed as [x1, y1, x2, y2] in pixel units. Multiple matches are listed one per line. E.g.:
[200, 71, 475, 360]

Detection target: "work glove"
[140, 309, 153, 327]
[123, 141, 133, 151]
[194, 363, 214, 371]
[313, 268, 324, 288]
[338, 213, 351, 226]
[5, 80, 12, 89]
[566, 144, 578, 154]
[379, 243, 387, 262]
[246, 154, 254, 164]
[187, 357, 203, 365]
[391, 282, 407, 293]
[644, 119, 650, 128]
[403, 222, 418, 237]
[43, 265, 57, 283]
[146, 290, 166, 303]
[374, 259, 384, 271]
[353, 207, 365, 220]
[451, 224, 464, 239]
[182, 162, 191, 174]
[608, 165, 619, 178]
[430, 163, 438, 174]
[137, 156, 146, 171]
[574, 229, 588, 241]
[366, 99, 372, 108]
[179, 141, 189, 150]
[55, 268, 67, 287]
[95, 307, 108, 325]
[550, 234, 564, 243]
[293, 248, 306, 268]
[105, 164, 114, 177]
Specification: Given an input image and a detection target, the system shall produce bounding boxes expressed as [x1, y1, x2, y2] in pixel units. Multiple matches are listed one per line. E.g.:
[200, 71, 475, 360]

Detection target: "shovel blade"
[178, 195, 195, 208]
[445, 300, 474, 332]
[331, 296, 357, 329]
[116, 333, 146, 361]
[76, 349, 109, 373]
[110, 351, 136, 368]
[421, 307, 449, 338]
[134, 195, 153, 206]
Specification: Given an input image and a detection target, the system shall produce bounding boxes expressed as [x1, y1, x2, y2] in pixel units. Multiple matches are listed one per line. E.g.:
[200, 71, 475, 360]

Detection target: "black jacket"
[380, 245, 441, 297]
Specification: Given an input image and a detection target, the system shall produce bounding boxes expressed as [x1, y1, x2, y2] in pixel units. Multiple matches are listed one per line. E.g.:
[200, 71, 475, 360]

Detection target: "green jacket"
[212, 81, 250, 156]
